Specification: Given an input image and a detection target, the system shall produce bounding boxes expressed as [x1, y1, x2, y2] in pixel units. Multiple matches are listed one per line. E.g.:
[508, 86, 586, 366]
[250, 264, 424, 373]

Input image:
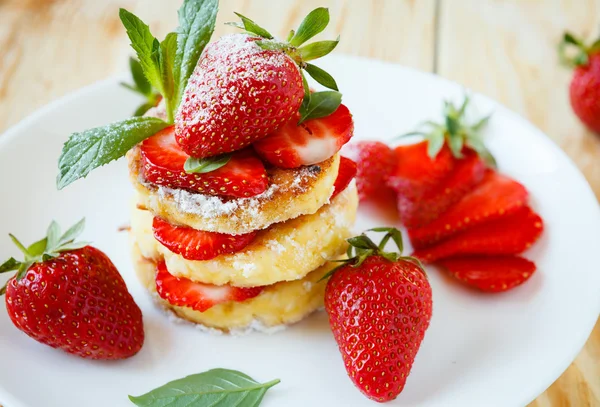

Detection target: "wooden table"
[0, 0, 598, 405]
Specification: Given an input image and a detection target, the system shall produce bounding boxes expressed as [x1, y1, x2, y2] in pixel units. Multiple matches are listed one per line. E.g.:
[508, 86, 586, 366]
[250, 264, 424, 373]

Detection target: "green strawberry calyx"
[318, 227, 425, 282]
[0, 219, 89, 294]
[400, 95, 496, 168]
[559, 31, 600, 68]
[227, 8, 343, 124]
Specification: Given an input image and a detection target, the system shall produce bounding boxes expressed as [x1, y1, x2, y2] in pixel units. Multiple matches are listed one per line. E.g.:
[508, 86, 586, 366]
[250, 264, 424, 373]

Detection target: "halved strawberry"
[153, 217, 257, 261]
[343, 141, 396, 201]
[438, 255, 537, 293]
[331, 156, 357, 199]
[155, 261, 264, 312]
[408, 171, 529, 249]
[396, 149, 486, 228]
[414, 206, 544, 263]
[386, 142, 455, 200]
[140, 127, 268, 198]
[253, 104, 354, 168]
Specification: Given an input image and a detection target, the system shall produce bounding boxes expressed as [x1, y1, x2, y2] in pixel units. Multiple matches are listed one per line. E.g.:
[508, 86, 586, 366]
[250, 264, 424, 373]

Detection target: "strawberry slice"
[409, 171, 529, 248]
[253, 104, 354, 168]
[331, 156, 357, 199]
[140, 126, 268, 198]
[153, 217, 257, 261]
[343, 141, 396, 201]
[155, 261, 264, 312]
[396, 149, 486, 228]
[438, 255, 537, 293]
[414, 206, 544, 263]
[386, 142, 455, 200]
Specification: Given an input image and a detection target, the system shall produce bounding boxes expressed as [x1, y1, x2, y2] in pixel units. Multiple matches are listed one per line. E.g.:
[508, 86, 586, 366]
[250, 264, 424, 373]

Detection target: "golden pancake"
[131, 184, 358, 287]
[128, 147, 340, 235]
[130, 242, 334, 332]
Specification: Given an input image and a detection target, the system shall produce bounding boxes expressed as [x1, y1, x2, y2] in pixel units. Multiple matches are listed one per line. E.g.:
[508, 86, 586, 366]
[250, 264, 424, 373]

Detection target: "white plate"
[0, 55, 599, 407]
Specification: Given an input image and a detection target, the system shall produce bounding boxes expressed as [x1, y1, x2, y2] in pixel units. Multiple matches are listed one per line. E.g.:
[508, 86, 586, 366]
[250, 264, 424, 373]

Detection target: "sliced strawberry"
[253, 104, 354, 168]
[438, 255, 537, 293]
[140, 126, 268, 198]
[386, 142, 455, 200]
[397, 149, 486, 228]
[152, 217, 256, 261]
[414, 206, 544, 263]
[155, 261, 264, 312]
[408, 171, 529, 248]
[343, 141, 396, 200]
[331, 156, 357, 199]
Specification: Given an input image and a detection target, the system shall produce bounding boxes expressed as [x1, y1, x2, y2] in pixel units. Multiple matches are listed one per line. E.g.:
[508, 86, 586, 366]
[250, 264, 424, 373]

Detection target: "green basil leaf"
[289, 7, 330, 47]
[57, 117, 170, 189]
[184, 153, 232, 174]
[298, 91, 342, 124]
[128, 368, 280, 407]
[27, 238, 48, 258]
[58, 218, 86, 246]
[298, 37, 339, 61]
[0, 258, 21, 274]
[129, 57, 152, 96]
[119, 9, 162, 93]
[174, 0, 219, 108]
[231, 12, 273, 39]
[304, 63, 338, 91]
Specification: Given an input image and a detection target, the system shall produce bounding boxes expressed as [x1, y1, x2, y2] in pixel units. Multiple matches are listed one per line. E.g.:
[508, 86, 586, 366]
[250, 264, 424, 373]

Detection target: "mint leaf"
[119, 9, 162, 94]
[289, 7, 330, 47]
[298, 37, 339, 61]
[128, 368, 280, 407]
[229, 12, 273, 39]
[133, 102, 156, 117]
[129, 57, 152, 96]
[157, 32, 178, 122]
[298, 91, 342, 124]
[184, 154, 231, 173]
[57, 117, 170, 189]
[0, 258, 20, 274]
[304, 63, 338, 91]
[174, 0, 219, 108]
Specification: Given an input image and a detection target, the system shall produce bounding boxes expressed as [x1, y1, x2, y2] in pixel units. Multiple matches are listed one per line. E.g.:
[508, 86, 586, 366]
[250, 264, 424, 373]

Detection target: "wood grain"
[0, 0, 598, 406]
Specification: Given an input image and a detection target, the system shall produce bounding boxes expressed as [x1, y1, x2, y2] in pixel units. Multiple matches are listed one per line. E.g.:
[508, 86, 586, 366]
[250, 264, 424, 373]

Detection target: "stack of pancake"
[128, 149, 358, 332]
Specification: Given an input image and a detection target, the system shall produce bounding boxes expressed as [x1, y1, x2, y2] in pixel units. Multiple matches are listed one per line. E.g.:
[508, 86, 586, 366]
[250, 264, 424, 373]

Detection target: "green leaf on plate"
[298, 90, 342, 124]
[184, 153, 232, 174]
[128, 368, 280, 407]
[57, 117, 170, 189]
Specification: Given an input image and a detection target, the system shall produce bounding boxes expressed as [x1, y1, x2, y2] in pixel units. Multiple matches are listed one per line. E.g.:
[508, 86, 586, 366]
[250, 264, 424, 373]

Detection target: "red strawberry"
[140, 126, 268, 198]
[152, 217, 256, 261]
[397, 149, 486, 227]
[408, 171, 529, 248]
[324, 228, 432, 402]
[331, 156, 357, 199]
[438, 255, 536, 293]
[176, 34, 304, 158]
[253, 104, 354, 168]
[155, 261, 263, 312]
[387, 142, 455, 200]
[414, 206, 544, 263]
[1, 220, 144, 360]
[343, 141, 396, 200]
[559, 32, 600, 133]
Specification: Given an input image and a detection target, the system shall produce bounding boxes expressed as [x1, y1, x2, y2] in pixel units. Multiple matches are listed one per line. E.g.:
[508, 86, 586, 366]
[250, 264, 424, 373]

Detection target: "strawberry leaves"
[559, 31, 600, 68]
[226, 12, 273, 39]
[299, 90, 342, 124]
[288, 7, 330, 47]
[57, 117, 170, 189]
[128, 368, 280, 407]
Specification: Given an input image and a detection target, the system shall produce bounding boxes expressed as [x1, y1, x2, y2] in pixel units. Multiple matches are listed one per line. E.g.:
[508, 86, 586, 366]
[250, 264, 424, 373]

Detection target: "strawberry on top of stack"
[57, 1, 358, 332]
[346, 97, 544, 293]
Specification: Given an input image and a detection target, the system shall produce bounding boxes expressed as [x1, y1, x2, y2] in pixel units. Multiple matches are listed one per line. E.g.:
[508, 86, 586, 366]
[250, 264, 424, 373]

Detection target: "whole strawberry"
[0, 220, 144, 360]
[176, 8, 342, 158]
[559, 32, 600, 134]
[342, 141, 396, 200]
[323, 228, 432, 402]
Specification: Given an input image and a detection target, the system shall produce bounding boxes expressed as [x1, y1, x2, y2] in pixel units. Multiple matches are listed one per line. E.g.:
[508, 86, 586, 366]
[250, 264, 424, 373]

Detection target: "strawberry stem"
[558, 31, 599, 68]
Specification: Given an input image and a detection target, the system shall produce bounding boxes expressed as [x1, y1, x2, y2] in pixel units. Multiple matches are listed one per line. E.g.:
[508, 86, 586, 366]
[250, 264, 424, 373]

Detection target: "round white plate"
[0, 55, 599, 407]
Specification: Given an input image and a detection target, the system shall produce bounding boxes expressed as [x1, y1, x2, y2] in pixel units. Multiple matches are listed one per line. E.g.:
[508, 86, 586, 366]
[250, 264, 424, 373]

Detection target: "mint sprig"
[184, 153, 231, 173]
[57, 117, 170, 189]
[128, 368, 280, 407]
[0, 219, 89, 294]
[120, 57, 161, 116]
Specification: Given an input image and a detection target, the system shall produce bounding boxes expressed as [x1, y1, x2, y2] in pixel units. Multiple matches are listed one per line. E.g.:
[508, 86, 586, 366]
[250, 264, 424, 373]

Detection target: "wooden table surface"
[0, 0, 598, 405]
